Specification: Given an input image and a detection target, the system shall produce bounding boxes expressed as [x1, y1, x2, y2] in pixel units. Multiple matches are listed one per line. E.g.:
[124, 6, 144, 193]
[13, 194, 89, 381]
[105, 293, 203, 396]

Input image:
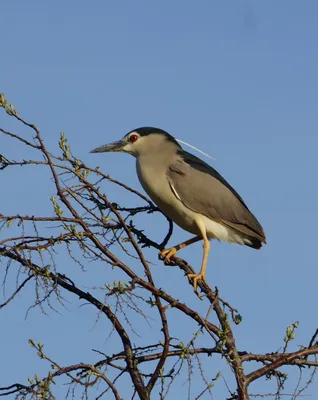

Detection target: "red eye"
[129, 134, 139, 143]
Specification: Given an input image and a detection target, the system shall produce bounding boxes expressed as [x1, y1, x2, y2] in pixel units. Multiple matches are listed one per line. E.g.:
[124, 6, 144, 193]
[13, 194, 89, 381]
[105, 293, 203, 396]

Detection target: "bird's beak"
[90, 140, 125, 153]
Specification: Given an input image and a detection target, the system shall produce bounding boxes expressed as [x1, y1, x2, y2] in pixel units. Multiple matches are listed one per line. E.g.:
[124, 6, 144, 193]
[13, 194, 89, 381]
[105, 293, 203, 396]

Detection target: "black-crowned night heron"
[91, 127, 266, 290]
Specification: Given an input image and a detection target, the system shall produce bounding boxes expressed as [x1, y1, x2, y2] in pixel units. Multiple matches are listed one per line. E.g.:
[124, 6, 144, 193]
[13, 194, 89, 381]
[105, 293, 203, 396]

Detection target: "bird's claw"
[159, 247, 177, 264]
[187, 272, 207, 292]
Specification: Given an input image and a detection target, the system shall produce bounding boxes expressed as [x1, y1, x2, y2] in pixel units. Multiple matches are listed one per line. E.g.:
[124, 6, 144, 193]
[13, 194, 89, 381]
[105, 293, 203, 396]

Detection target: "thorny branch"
[0, 94, 317, 399]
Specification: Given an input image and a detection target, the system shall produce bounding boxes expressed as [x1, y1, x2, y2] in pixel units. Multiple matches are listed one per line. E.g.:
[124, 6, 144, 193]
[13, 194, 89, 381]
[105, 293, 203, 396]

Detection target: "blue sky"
[1, 1, 318, 398]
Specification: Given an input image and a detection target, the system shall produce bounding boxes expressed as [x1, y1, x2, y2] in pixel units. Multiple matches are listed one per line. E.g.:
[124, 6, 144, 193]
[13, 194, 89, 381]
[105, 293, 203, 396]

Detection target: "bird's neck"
[136, 153, 167, 177]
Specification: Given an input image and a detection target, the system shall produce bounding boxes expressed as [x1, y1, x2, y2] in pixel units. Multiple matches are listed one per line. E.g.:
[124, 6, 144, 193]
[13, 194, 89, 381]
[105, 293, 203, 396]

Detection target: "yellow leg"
[159, 236, 202, 263]
[187, 218, 211, 291]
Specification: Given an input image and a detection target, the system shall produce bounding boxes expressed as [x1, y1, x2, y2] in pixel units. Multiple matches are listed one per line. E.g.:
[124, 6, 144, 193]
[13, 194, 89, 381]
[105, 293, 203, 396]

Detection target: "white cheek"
[122, 142, 135, 153]
[124, 138, 143, 154]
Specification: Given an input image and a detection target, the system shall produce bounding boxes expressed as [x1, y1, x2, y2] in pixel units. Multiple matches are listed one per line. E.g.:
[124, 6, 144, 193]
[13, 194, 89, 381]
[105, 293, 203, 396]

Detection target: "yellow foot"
[159, 247, 177, 263]
[187, 273, 207, 291]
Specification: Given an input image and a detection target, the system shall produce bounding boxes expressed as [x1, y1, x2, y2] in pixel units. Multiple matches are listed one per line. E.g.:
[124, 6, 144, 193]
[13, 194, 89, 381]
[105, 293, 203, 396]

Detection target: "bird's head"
[90, 127, 181, 158]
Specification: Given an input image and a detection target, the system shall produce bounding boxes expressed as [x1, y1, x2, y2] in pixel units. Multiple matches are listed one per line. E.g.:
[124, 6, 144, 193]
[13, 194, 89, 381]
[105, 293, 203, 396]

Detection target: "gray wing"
[166, 151, 266, 244]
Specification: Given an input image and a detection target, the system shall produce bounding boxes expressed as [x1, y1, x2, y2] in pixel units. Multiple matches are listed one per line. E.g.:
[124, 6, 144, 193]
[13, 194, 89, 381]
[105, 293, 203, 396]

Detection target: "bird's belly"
[157, 200, 200, 235]
[137, 164, 246, 244]
[159, 200, 246, 244]
[144, 184, 199, 234]
[161, 200, 247, 244]
[137, 166, 198, 233]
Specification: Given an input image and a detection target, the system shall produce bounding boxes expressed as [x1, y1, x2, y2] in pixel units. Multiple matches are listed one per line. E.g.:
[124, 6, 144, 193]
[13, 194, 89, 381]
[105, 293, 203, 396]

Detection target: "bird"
[91, 127, 266, 291]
